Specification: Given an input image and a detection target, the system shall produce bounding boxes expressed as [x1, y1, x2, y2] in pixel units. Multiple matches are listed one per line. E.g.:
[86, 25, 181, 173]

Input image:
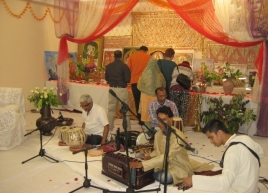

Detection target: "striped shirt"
[148, 99, 179, 127]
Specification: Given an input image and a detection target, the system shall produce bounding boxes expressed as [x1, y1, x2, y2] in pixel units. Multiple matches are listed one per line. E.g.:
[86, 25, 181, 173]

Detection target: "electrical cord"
[189, 154, 221, 165]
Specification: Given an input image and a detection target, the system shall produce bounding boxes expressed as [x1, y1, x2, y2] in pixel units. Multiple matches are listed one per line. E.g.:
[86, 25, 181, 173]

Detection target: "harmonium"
[102, 152, 155, 189]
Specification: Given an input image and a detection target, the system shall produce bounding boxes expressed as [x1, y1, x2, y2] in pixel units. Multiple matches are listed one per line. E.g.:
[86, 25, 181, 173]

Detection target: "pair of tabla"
[58, 126, 86, 151]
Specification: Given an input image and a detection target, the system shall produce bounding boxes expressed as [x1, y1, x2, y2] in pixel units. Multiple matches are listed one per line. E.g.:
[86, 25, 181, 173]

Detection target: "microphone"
[170, 129, 198, 154]
[184, 144, 198, 154]
[57, 111, 66, 125]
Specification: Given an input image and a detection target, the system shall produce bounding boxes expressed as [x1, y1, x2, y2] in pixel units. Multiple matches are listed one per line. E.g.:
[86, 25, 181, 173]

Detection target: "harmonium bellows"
[102, 152, 155, 189]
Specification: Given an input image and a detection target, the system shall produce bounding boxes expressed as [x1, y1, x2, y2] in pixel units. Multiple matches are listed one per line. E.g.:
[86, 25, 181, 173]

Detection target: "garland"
[0, 0, 65, 22]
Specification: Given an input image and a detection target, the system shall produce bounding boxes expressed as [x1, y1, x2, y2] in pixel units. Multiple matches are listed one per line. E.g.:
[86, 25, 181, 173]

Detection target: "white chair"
[0, 87, 27, 150]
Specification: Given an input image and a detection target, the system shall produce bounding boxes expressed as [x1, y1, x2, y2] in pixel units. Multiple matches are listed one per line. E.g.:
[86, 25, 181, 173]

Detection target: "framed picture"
[173, 50, 195, 67]
[102, 48, 121, 67]
[122, 47, 139, 64]
[77, 37, 104, 68]
[45, 51, 77, 80]
[148, 47, 167, 60]
[193, 59, 214, 72]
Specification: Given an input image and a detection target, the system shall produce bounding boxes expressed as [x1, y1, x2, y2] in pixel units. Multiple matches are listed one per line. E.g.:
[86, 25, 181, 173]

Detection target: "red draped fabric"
[166, 0, 262, 47]
[54, 0, 139, 64]
[167, 0, 268, 136]
[53, 0, 138, 105]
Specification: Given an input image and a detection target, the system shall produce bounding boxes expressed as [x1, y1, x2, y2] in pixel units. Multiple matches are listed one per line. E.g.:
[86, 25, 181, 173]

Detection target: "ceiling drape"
[54, 0, 268, 136]
[167, 0, 268, 136]
[53, 0, 139, 104]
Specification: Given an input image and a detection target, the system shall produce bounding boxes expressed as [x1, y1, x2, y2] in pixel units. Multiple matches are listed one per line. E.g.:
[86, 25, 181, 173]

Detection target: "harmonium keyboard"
[102, 152, 155, 189]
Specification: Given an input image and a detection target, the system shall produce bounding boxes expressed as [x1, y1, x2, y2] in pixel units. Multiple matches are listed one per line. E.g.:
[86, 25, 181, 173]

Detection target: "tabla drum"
[58, 126, 70, 146]
[136, 132, 150, 145]
[65, 127, 86, 151]
[172, 116, 184, 132]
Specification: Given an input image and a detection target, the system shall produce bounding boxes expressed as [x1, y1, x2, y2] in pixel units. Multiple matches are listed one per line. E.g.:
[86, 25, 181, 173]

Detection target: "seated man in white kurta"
[79, 94, 109, 146]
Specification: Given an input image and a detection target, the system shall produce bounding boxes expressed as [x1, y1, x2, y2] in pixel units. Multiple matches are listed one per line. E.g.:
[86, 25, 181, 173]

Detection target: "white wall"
[0, 1, 77, 111]
[0, 1, 203, 111]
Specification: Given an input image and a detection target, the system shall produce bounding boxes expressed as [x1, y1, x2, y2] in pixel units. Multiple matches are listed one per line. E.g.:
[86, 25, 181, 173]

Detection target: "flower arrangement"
[216, 62, 242, 80]
[194, 62, 218, 84]
[69, 59, 105, 81]
[248, 71, 257, 87]
[201, 94, 256, 134]
[28, 87, 62, 109]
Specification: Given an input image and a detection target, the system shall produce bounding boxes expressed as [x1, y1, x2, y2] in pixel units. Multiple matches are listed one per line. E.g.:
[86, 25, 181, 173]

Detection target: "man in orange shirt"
[127, 46, 151, 124]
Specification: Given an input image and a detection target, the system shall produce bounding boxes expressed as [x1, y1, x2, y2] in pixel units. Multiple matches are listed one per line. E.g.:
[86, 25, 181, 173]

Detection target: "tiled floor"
[0, 109, 267, 193]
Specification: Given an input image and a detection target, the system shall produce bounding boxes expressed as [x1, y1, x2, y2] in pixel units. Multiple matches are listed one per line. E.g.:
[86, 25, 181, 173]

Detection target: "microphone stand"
[156, 117, 198, 193]
[163, 123, 172, 193]
[157, 117, 198, 155]
[22, 119, 59, 164]
[109, 89, 154, 139]
[70, 146, 109, 193]
[109, 89, 161, 193]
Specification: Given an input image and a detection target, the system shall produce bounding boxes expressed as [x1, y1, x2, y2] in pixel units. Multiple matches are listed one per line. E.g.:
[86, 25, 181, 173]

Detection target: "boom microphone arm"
[109, 89, 155, 136]
[157, 117, 198, 154]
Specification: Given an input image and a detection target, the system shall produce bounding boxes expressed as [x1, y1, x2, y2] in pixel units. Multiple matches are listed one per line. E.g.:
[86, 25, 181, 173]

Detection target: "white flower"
[50, 87, 53, 90]
[40, 95, 43, 98]
[31, 90, 34, 93]
[59, 93, 62, 96]
[44, 87, 47, 90]
[44, 94, 48, 98]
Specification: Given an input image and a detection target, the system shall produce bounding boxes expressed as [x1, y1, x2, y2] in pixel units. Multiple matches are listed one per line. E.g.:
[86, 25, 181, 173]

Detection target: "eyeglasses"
[80, 103, 91, 108]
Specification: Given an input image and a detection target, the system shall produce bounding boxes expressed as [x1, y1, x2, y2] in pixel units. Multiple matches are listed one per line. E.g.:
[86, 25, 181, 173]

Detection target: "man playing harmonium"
[130, 106, 213, 185]
[79, 94, 109, 148]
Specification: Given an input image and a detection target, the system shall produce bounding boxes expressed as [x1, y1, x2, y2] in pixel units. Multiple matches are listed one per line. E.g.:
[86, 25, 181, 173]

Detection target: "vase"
[36, 105, 57, 136]
[222, 78, 234, 94]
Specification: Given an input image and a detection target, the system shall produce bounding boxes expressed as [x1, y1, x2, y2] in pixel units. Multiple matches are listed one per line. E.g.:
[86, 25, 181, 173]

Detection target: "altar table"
[45, 81, 137, 120]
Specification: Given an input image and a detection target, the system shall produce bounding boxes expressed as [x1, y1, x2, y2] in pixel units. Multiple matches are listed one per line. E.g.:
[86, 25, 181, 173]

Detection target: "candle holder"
[193, 83, 206, 132]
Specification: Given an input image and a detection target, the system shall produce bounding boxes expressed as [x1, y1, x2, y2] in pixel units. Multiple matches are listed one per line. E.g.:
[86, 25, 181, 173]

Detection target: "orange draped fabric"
[147, 0, 173, 9]
[54, 0, 139, 64]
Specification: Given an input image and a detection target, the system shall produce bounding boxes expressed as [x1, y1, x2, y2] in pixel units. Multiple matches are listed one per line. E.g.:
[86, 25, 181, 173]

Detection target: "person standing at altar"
[127, 46, 151, 124]
[148, 87, 179, 131]
[170, 61, 194, 121]
[182, 119, 265, 193]
[105, 50, 131, 132]
[79, 94, 109, 146]
[158, 48, 177, 99]
[137, 58, 166, 129]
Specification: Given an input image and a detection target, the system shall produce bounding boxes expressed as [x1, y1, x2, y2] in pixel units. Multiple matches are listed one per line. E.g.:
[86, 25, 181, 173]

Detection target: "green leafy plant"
[194, 62, 218, 83]
[201, 94, 256, 134]
[28, 87, 62, 109]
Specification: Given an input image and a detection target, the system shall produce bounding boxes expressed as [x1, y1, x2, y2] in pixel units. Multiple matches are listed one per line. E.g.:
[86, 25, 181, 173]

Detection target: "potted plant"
[201, 94, 256, 134]
[194, 62, 218, 86]
[214, 62, 243, 94]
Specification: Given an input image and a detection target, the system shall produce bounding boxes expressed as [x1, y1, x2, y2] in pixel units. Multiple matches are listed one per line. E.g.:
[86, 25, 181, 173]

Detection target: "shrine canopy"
[54, 0, 268, 137]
